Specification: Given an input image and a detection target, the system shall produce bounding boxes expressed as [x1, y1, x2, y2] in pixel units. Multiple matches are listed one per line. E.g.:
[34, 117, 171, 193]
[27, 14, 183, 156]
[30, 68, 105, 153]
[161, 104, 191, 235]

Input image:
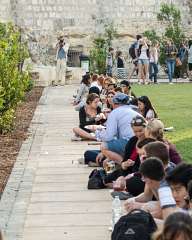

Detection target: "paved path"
[0, 86, 111, 240]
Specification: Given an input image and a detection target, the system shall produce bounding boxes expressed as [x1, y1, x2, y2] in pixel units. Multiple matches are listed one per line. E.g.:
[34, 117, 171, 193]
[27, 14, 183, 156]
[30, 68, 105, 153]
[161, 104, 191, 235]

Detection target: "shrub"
[0, 22, 31, 132]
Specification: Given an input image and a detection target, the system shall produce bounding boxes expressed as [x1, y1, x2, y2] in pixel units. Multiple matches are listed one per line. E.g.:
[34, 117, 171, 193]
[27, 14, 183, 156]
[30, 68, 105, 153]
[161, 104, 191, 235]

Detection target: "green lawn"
[132, 83, 192, 162]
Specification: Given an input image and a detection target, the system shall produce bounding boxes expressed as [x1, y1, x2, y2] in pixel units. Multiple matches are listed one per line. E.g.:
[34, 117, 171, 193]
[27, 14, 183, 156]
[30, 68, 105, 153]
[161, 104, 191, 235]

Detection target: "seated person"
[137, 96, 158, 120]
[113, 140, 173, 199]
[120, 80, 136, 98]
[188, 180, 192, 210]
[72, 93, 104, 141]
[124, 157, 176, 219]
[166, 163, 192, 209]
[144, 119, 182, 164]
[98, 93, 141, 165]
[153, 212, 192, 240]
[73, 74, 91, 111]
[103, 116, 148, 188]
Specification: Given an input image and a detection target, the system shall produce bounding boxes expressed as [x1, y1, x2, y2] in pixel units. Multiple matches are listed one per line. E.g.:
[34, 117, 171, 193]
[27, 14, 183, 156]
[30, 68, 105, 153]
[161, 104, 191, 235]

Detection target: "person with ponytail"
[145, 119, 182, 165]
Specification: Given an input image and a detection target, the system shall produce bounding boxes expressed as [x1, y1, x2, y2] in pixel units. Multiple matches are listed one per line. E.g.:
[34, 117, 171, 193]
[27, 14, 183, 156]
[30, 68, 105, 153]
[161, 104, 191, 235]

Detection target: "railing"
[67, 50, 82, 67]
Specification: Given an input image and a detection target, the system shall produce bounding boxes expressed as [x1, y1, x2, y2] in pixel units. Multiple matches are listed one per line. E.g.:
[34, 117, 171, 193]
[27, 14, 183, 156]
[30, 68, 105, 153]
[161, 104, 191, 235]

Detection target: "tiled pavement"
[0, 86, 111, 240]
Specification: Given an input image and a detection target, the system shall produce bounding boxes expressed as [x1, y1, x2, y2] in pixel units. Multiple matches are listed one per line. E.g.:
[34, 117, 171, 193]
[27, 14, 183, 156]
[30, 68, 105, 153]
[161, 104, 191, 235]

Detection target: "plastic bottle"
[112, 196, 122, 229]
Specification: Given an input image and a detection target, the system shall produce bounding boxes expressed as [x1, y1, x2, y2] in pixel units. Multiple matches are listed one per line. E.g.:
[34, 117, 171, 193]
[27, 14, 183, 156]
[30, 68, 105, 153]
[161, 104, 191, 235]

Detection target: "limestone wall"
[0, 0, 11, 22]
[0, 0, 191, 65]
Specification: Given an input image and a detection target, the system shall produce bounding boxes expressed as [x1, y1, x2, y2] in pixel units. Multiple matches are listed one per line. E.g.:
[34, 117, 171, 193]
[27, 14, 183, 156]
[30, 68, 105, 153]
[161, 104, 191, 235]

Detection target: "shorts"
[189, 63, 192, 71]
[138, 59, 149, 65]
[105, 138, 127, 156]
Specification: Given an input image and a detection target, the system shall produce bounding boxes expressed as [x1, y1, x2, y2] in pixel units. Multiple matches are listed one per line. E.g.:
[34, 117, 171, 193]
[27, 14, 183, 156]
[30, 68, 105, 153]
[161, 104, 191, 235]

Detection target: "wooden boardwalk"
[0, 86, 111, 240]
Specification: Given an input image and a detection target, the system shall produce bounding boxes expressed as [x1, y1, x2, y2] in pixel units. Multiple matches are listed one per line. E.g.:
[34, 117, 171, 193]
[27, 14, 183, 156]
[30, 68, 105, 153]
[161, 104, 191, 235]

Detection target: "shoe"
[169, 82, 174, 84]
[77, 157, 85, 164]
[88, 161, 99, 167]
[71, 135, 82, 141]
[111, 191, 133, 200]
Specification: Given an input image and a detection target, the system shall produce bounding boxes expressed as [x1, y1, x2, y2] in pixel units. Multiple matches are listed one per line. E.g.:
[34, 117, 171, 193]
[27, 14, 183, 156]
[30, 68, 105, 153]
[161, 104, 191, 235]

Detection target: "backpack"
[87, 169, 106, 189]
[129, 43, 137, 59]
[111, 209, 157, 240]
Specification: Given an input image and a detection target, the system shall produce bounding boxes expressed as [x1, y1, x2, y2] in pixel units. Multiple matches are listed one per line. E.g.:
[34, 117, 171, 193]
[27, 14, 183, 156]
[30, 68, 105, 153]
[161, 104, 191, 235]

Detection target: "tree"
[157, 3, 185, 47]
[89, 22, 117, 74]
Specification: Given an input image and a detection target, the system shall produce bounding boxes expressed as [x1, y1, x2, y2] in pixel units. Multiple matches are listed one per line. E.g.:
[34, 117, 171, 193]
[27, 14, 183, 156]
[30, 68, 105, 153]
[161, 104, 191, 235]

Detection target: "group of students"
[71, 73, 192, 239]
[106, 35, 192, 85]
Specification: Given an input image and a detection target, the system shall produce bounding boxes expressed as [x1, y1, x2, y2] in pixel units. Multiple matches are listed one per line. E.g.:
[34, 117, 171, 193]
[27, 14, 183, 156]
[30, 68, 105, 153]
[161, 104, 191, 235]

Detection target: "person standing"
[54, 34, 69, 86]
[164, 39, 177, 84]
[188, 40, 192, 81]
[106, 47, 114, 77]
[116, 51, 127, 80]
[149, 41, 159, 84]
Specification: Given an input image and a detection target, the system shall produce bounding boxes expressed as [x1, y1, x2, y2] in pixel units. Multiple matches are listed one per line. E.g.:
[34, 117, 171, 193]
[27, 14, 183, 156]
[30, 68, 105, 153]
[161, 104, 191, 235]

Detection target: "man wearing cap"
[54, 34, 69, 86]
[97, 93, 141, 165]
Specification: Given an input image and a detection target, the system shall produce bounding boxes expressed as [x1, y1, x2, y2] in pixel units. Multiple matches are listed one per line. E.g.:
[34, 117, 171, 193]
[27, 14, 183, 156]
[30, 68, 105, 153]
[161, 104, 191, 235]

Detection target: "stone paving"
[0, 85, 111, 240]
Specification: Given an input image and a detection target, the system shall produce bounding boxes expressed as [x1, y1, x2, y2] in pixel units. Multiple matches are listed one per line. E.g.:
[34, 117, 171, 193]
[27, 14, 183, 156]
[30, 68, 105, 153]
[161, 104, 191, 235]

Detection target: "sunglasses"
[131, 117, 146, 126]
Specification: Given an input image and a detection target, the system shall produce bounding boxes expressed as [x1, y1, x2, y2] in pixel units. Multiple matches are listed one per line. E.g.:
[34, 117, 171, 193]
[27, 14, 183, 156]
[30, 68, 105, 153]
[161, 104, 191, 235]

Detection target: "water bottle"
[112, 196, 122, 229]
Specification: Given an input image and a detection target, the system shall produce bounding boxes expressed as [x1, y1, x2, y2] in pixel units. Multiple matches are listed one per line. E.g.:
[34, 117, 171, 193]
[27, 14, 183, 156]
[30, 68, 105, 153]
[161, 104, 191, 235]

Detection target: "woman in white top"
[138, 96, 158, 121]
[73, 74, 91, 111]
[138, 38, 150, 84]
[90, 75, 104, 92]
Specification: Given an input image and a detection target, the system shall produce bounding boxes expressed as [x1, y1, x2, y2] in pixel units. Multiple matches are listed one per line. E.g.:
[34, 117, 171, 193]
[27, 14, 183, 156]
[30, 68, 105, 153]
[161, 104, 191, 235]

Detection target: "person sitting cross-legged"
[72, 93, 104, 141]
[96, 93, 141, 167]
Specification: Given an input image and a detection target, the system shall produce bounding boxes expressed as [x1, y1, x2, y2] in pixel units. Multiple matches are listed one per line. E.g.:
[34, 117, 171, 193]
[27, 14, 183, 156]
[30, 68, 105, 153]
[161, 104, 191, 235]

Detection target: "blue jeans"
[84, 150, 101, 164]
[106, 65, 113, 77]
[105, 138, 127, 156]
[166, 59, 176, 82]
[149, 63, 158, 83]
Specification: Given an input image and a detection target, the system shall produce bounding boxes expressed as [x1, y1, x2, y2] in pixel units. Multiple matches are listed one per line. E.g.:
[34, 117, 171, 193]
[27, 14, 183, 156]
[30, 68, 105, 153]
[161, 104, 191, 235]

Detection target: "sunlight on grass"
[132, 83, 192, 162]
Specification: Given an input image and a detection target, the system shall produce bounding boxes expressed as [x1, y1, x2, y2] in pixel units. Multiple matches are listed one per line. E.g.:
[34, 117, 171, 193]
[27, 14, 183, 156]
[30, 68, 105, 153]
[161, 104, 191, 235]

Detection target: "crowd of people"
[106, 35, 192, 84]
[71, 71, 192, 239]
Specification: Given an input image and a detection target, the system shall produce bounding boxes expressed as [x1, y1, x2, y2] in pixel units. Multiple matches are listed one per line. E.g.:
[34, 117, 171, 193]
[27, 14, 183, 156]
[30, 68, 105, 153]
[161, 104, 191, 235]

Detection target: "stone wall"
[0, 0, 191, 65]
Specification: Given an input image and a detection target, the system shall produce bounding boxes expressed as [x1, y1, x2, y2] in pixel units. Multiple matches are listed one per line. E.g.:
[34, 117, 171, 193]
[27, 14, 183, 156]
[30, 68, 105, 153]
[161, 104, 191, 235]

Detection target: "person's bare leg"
[101, 144, 123, 165]
[138, 64, 144, 83]
[128, 65, 136, 80]
[144, 63, 149, 84]
[73, 127, 96, 140]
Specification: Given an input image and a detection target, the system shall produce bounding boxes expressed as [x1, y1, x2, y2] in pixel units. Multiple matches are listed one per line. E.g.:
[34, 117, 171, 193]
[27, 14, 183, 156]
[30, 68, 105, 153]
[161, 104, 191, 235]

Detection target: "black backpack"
[87, 169, 106, 189]
[129, 43, 137, 59]
[111, 209, 157, 240]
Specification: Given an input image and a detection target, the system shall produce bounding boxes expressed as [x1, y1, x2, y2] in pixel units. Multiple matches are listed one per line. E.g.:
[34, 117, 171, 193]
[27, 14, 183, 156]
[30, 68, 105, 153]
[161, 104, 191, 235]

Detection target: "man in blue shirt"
[97, 93, 141, 165]
[54, 34, 69, 86]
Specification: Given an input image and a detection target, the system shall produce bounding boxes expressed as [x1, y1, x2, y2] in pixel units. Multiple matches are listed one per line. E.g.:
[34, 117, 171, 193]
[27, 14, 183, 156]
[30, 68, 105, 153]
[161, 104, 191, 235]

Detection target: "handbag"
[176, 57, 182, 67]
[87, 169, 106, 189]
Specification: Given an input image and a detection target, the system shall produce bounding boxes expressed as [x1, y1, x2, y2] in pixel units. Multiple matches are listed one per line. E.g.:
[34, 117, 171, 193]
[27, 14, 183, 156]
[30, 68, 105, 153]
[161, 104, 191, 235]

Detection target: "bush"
[0, 22, 31, 133]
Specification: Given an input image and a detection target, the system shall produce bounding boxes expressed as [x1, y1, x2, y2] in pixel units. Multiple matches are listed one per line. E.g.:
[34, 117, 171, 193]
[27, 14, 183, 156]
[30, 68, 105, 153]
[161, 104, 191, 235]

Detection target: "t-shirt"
[139, 46, 149, 60]
[188, 46, 192, 63]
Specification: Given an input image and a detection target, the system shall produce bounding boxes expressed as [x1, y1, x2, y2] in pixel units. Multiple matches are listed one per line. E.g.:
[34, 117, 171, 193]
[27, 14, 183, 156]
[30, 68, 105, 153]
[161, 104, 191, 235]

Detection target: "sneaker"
[111, 191, 133, 200]
[169, 82, 174, 84]
[88, 161, 99, 167]
[71, 135, 82, 141]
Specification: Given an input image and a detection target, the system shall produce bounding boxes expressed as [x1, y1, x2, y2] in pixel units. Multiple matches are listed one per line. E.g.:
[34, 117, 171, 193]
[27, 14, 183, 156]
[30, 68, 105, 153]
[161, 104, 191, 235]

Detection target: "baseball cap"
[112, 93, 130, 105]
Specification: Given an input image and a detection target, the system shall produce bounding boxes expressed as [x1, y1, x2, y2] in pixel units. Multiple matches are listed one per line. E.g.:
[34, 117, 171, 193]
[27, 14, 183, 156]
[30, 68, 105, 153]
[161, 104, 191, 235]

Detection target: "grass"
[132, 83, 192, 162]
